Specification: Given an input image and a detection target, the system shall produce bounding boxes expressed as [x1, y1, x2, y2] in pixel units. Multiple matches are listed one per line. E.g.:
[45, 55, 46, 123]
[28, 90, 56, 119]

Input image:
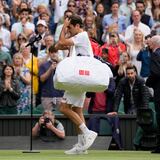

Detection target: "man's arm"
[55, 19, 74, 50]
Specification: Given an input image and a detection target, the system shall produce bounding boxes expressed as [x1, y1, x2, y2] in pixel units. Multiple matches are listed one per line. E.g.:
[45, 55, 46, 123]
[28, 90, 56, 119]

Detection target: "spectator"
[67, 0, 77, 14]
[11, 1, 33, 24]
[108, 64, 150, 115]
[0, 0, 11, 29]
[11, 33, 28, 56]
[11, 8, 35, 41]
[0, 38, 12, 75]
[102, 1, 127, 35]
[151, 9, 160, 35]
[39, 45, 63, 111]
[145, 0, 160, 19]
[52, 0, 69, 30]
[100, 32, 126, 66]
[86, 78, 115, 114]
[12, 53, 31, 114]
[76, 0, 94, 20]
[0, 14, 11, 49]
[119, 0, 136, 26]
[146, 35, 160, 153]
[30, 19, 48, 57]
[32, 110, 65, 140]
[0, 65, 20, 114]
[134, 0, 154, 28]
[127, 29, 145, 75]
[38, 34, 54, 59]
[19, 43, 38, 107]
[94, 2, 106, 44]
[137, 34, 152, 79]
[115, 51, 131, 87]
[125, 10, 151, 42]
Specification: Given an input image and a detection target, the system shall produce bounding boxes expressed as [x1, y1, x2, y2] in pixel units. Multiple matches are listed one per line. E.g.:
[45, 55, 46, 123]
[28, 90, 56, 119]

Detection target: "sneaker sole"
[64, 150, 88, 155]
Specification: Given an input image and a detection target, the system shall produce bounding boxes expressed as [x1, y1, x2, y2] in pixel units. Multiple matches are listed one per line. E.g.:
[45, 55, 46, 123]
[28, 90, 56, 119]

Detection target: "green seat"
[33, 104, 44, 114]
[118, 100, 125, 114]
[99, 118, 112, 136]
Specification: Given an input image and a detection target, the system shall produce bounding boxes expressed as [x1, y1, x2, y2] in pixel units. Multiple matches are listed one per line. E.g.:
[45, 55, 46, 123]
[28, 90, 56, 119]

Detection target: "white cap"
[37, 19, 47, 27]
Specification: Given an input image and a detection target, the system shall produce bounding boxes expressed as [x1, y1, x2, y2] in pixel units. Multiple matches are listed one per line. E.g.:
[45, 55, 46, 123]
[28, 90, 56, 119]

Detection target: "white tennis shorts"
[61, 91, 86, 108]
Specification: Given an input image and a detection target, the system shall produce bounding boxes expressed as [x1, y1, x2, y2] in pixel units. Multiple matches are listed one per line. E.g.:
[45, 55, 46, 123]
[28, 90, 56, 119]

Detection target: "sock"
[78, 134, 83, 145]
[79, 123, 90, 134]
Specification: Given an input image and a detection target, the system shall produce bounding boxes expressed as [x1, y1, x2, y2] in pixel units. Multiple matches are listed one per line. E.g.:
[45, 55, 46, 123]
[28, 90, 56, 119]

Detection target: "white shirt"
[11, 21, 35, 37]
[0, 27, 11, 49]
[54, 0, 69, 23]
[71, 31, 93, 57]
[125, 22, 151, 42]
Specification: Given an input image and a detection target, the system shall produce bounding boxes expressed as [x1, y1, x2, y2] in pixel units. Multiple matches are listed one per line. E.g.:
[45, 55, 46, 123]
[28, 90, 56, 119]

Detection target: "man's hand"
[107, 112, 118, 116]
[45, 121, 53, 130]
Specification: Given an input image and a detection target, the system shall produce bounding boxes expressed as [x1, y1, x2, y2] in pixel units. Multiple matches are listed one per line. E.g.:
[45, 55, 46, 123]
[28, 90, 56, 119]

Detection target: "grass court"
[0, 150, 159, 160]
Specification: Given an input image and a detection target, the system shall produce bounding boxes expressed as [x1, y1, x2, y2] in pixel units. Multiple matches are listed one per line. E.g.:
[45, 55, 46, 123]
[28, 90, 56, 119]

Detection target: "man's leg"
[60, 103, 97, 154]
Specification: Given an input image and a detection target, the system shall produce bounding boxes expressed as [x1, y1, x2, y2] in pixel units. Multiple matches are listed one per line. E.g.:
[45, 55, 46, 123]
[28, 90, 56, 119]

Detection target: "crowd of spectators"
[0, 0, 159, 116]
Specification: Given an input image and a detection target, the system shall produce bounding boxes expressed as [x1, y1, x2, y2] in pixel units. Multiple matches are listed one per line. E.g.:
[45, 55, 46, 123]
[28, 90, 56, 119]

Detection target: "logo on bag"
[79, 70, 90, 76]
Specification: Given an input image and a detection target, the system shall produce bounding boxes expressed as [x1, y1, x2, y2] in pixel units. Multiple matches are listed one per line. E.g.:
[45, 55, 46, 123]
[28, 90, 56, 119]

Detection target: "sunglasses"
[68, 4, 76, 7]
[18, 37, 26, 41]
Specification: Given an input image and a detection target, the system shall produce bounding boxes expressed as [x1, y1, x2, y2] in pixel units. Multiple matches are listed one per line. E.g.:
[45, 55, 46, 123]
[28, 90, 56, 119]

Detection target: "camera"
[44, 117, 50, 124]
[41, 117, 50, 128]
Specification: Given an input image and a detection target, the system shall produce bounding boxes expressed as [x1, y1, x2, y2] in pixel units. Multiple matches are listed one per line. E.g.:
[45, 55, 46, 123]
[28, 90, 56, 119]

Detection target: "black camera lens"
[44, 118, 50, 123]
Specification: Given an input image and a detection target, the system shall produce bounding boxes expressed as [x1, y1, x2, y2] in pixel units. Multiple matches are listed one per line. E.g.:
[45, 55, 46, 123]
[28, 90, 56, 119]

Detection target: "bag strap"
[69, 45, 76, 57]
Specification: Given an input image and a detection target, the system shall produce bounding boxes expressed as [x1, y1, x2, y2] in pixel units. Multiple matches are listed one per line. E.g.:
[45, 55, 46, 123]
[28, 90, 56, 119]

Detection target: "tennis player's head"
[67, 15, 83, 36]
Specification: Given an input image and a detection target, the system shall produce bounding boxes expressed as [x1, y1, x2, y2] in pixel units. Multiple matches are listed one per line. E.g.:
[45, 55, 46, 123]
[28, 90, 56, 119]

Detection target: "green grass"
[0, 150, 159, 160]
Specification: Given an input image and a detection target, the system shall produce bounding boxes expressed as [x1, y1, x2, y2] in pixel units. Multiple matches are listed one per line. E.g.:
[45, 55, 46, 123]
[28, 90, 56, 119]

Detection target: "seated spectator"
[39, 45, 64, 111]
[0, 65, 20, 114]
[32, 110, 65, 140]
[108, 64, 150, 115]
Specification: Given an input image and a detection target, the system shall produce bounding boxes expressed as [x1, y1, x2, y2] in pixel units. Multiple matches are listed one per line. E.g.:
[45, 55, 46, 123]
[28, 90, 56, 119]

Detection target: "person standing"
[39, 45, 63, 111]
[146, 35, 160, 153]
[55, 15, 97, 155]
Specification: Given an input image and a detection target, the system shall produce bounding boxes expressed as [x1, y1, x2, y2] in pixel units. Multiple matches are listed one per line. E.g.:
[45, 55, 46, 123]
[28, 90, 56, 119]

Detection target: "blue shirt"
[102, 14, 127, 33]
[137, 47, 151, 78]
[39, 60, 64, 97]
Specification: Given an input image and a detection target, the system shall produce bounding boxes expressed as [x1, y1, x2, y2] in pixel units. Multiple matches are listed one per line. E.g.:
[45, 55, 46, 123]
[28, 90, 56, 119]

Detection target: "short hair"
[48, 45, 57, 53]
[136, 0, 145, 6]
[19, 8, 31, 14]
[126, 64, 138, 73]
[69, 15, 83, 28]
[111, 0, 119, 6]
[151, 35, 160, 47]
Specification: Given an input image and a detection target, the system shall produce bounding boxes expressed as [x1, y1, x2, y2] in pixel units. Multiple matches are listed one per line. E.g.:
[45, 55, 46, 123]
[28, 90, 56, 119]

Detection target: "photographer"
[32, 110, 65, 139]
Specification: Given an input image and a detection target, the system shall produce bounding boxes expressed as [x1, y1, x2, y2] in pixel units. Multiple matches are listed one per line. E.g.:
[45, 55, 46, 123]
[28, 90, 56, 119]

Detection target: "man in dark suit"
[146, 35, 160, 153]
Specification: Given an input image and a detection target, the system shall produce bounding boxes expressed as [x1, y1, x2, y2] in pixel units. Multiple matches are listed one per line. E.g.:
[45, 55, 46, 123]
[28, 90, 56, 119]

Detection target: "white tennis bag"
[53, 47, 113, 92]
